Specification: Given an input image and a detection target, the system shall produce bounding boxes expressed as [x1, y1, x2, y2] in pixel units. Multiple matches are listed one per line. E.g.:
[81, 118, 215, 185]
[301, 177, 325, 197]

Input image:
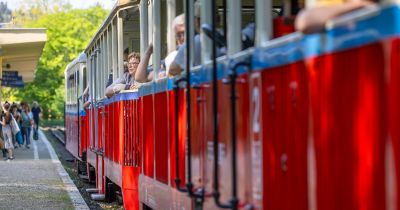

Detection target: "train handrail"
[210, 0, 232, 208]
[326, 5, 380, 30]
[173, 77, 189, 193]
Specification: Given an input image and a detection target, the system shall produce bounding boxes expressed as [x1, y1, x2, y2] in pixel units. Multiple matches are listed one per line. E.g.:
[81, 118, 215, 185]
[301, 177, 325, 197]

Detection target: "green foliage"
[4, 4, 108, 119]
[41, 119, 65, 127]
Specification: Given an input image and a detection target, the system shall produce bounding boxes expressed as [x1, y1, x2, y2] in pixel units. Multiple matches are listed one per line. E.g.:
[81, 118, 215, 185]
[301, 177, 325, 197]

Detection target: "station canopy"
[0, 28, 47, 82]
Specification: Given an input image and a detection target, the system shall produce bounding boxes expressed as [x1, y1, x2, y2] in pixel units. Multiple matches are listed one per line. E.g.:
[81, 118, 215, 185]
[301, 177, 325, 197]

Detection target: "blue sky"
[1, 0, 115, 10]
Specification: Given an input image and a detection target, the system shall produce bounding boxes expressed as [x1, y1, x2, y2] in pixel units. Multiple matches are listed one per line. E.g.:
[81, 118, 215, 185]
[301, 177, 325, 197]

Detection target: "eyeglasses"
[128, 62, 139, 66]
[176, 32, 185, 39]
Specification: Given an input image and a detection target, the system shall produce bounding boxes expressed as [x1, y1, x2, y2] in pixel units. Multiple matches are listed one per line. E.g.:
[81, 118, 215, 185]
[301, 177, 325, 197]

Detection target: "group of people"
[98, 0, 375, 99]
[0, 101, 41, 161]
[104, 3, 201, 98]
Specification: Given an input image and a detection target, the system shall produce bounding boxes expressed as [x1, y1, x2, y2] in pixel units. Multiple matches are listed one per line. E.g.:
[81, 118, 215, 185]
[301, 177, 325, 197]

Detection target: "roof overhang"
[0, 28, 47, 82]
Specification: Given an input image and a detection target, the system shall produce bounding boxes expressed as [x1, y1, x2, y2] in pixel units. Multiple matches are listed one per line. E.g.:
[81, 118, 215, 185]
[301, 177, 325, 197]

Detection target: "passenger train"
[65, 0, 400, 209]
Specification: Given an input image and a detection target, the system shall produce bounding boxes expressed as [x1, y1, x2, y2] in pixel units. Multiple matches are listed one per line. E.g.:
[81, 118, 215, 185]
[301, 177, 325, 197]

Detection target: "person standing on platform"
[1, 112, 14, 161]
[21, 103, 33, 149]
[31, 101, 41, 133]
[11, 104, 23, 147]
[1, 102, 11, 159]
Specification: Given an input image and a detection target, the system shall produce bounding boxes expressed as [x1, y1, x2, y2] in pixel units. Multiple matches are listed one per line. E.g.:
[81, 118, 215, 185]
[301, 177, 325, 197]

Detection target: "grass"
[41, 119, 64, 127]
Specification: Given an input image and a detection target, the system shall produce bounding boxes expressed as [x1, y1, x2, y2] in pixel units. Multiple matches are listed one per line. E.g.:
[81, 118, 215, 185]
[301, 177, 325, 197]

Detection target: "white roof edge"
[0, 28, 47, 45]
[0, 28, 47, 33]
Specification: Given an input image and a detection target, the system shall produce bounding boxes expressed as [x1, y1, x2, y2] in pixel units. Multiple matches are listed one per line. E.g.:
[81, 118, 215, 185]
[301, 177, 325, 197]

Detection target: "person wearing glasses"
[135, 14, 186, 83]
[105, 52, 141, 98]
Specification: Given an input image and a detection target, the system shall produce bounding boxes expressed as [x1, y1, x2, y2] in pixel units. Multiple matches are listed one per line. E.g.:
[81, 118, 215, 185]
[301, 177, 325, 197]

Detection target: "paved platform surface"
[0, 130, 88, 210]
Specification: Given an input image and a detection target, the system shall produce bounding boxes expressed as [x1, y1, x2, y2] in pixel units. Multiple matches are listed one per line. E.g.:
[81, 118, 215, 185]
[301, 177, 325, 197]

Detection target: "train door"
[282, 62, 308, 209]
[261, 67, 286, 210]
[258, 61, 308, 210]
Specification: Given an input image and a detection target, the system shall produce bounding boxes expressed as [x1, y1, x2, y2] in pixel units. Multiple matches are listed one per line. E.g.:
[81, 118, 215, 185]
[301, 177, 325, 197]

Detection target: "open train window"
[120, 7, 141, 55]
[200, 0, 301, 57]
[82, 66, 87, 96]
[68, 74, 75, 105]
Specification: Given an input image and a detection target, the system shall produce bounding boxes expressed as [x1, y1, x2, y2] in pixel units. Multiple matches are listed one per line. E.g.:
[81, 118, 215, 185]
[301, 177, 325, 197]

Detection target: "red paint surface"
[118, 101, 125, 164]
[66, 114, 80, 159]
[261, 67, 287, 210]
[124, 100, 134, 166]
[309, 42, 386, 210]
[260, 62, 309, 210]
[79, 38, 393, 210]
[154, 92, 169, 184]
[168, 89, 186, 188]
[236, 74, 252, 205]
[80, 113, 88, 157]
[389, 38, 400, 210]
[122, 166, 140, 210]
[284, 62, 309, 209]
[97, 108, 103, 150]
[142, 96, 154, 177]
[273, 17, 295, 38]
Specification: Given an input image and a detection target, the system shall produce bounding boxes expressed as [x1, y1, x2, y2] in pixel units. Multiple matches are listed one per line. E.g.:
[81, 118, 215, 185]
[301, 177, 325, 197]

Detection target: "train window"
[121, 7, 140, 55]
[167, 0, 184, 53]
[138, 0, 165, 80]
[75, 69, 79, 105]
[107, 26, 112, 85]
[100, 36, 105, 99]
[112, 18, 119, 81]
[68, 74, 74, 105]
[117, 12, 124, 78]
[95, 41, 100, 100]
[82, 66, 87, 96]
[254, 0, 301, 46]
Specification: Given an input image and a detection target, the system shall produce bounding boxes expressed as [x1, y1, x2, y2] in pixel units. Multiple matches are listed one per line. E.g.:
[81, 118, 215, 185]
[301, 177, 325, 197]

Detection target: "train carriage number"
[250, 72, 263, 209]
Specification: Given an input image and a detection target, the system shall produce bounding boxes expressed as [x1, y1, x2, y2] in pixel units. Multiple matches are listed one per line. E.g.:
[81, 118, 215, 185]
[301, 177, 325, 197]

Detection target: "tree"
[0, 2, 12, 23]
[5, 5, 108, 119]
[12, 0, 72, 26]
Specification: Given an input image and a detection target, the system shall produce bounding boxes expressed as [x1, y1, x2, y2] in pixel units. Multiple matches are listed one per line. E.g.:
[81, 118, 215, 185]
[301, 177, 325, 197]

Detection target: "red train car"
[65, 53, 87, 162]
[65, 0, 400, 209]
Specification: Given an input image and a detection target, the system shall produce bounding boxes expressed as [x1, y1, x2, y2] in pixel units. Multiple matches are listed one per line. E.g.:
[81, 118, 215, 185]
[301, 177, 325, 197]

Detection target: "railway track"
[50, 127, 65, 145]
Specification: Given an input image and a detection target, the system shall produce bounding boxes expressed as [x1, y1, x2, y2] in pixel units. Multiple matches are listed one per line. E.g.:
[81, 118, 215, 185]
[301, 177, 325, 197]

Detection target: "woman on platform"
[1, 112, 14, 161]
[21, 103, 33, 149]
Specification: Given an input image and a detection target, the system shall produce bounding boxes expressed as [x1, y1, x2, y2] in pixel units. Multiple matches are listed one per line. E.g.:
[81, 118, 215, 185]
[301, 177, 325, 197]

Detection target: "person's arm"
[147, 71, 154, 81]
[135, 44, 154, 83]
[168, 45, 185, 76]
[105, 78, 126, 98]
[169, 61, 183, 76]
[105, 85, 116, 98]
[295, 1, 372, 34]
[83, 101, 91, 109]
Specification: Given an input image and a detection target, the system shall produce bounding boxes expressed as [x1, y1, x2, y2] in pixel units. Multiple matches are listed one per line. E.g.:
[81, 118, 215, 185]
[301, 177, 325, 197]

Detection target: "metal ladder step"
[91, 193, 105, 201]
[79, 174, 89, 180]
[85, 188, 98, 193]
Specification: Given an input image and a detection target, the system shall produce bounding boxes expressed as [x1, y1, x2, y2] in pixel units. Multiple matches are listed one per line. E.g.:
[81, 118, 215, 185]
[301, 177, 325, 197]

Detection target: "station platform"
[0, 130, 88, 210]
